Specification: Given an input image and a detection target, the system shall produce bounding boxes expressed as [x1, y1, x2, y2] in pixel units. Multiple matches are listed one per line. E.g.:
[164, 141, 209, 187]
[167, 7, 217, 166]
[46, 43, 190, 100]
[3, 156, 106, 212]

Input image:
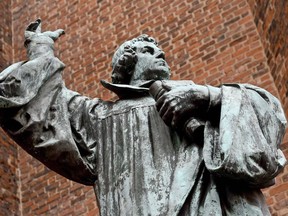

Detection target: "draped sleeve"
[203, 84, 287, 187]
[0, 56, 100, 185]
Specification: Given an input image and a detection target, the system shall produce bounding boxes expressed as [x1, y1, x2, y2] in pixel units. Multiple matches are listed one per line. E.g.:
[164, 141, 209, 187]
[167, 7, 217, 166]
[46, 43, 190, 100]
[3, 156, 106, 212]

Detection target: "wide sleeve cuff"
[203, 84, 286, 187]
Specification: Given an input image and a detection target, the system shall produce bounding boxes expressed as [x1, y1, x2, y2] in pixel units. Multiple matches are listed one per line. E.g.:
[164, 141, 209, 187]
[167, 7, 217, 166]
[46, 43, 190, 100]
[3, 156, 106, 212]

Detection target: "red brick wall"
[0, 0, 284, 215]
[248, 0, 288, 118]
[247, 1, 288, 215]
[0, 1, 21, 215]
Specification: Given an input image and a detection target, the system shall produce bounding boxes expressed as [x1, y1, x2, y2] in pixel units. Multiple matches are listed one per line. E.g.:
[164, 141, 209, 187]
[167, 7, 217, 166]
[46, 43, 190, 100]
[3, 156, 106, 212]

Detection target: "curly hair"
[111, 34, 158, 84]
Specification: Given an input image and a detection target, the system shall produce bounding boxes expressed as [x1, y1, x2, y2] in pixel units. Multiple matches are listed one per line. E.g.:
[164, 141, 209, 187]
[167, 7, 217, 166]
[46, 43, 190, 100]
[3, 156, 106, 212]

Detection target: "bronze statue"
[0, 19, 286, 215]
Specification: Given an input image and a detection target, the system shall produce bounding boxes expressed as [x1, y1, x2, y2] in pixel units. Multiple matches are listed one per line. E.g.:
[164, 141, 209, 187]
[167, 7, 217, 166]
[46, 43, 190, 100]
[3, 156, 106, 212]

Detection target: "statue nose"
[155, 51, 165, 60]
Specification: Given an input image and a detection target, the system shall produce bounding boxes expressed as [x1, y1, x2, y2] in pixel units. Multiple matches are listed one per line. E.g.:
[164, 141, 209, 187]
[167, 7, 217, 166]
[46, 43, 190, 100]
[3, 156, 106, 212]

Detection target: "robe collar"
[100, 80, 155, 99]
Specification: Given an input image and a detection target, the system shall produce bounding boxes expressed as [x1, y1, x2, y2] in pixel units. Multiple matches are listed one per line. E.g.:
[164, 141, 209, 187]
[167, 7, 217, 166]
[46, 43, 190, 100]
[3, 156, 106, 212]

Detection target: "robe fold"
[0, 56, 286, 216]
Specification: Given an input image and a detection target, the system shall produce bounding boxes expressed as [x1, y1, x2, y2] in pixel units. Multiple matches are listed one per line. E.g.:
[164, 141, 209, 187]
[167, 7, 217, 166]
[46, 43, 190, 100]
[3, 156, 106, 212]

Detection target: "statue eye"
[142, 46, 154, 54]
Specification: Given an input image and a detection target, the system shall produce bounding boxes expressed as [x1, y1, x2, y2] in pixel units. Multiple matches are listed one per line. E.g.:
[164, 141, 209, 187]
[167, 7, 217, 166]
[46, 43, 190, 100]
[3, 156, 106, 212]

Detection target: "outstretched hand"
[150, 81, 210, 129]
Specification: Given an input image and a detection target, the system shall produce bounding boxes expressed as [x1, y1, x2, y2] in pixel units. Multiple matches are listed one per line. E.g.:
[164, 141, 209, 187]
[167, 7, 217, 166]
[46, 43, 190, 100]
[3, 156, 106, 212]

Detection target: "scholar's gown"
[0, 55, 286, 216]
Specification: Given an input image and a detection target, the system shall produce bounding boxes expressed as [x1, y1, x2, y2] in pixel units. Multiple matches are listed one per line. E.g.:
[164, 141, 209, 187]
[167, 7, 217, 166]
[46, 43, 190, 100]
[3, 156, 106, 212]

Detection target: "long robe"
[0, 55, 286, 215]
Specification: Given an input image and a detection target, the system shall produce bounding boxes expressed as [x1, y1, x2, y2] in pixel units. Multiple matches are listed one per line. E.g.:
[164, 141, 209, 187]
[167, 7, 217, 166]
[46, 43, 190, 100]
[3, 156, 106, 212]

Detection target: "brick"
[202, 50, 218, 61]
[269, 182, 288, 196]
[266, 196, 274, 205]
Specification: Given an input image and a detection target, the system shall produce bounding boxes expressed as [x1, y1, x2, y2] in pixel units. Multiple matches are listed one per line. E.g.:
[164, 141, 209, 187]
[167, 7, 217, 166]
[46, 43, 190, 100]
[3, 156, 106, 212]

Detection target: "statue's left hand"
[151, 81, 210, 129]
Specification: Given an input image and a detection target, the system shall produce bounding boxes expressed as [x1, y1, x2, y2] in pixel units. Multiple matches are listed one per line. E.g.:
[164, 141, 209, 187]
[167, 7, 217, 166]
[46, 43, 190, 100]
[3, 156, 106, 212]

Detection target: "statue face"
[129, 41, 171, 85]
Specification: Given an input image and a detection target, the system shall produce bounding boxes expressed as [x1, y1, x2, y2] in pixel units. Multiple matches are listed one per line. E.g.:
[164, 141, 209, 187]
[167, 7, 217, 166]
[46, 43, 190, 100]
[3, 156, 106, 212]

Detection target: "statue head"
[111, 35, 171, 85]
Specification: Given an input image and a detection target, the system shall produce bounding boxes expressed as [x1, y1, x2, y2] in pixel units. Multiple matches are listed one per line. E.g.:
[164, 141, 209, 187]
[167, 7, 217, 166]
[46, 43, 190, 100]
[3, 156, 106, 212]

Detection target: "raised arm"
[0, 20, 100, 185]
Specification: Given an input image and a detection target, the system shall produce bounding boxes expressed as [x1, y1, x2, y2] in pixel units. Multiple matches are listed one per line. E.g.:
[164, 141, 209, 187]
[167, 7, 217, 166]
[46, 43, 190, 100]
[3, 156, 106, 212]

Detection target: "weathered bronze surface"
[0, 19, 286, 215]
